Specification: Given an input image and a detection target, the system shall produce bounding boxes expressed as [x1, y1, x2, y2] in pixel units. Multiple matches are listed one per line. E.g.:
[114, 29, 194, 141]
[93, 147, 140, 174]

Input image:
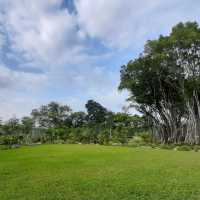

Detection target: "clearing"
[0, 144, 200, 200]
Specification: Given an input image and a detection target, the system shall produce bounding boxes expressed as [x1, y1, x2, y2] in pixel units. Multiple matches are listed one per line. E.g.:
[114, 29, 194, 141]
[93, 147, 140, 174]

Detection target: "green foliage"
[159, 144, 176, 150]
[2, 117, 21, 135]
[119, 21, 200, 144]
[0, 99, 147, 146]
[137, 131, 152, 143]
[98, 130, 110, 145]
[128, 136, 143, 144]
[0, 135, 23, 148]
[158, 144, 195, 151]
[193, 145, 200, 152]
[71, 112, 87, 127]
[21, 116, 34, 134]
[127, 137, 141, 147]
[85, 99, 108, 125]
[53, 139, 65, 144]
[176, 145, 193, 151]
[112, 127, 128, 144]
[67, 128, 98, 144]
[31, 101, 72, 128]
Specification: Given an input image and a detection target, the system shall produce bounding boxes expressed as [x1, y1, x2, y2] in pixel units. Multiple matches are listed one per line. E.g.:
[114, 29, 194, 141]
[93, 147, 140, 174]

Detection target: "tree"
[21, 116, 34, 135]
[31, 102, 72, 128]
[3, 117, 21, 135]
[70, 112, 87, 128]
[0, 118, 3, 135]
[112, 113, 146, 138]
[119, 22, 200, 144]
[85, 100, 108, 125]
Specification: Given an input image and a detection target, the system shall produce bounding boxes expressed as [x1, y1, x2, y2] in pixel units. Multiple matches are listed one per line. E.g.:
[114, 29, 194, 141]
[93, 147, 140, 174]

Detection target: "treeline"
[0, 100, 148, 147]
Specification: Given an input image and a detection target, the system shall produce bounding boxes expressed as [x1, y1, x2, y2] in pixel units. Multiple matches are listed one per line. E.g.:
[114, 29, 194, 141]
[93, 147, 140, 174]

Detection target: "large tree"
[119, 22, 200, 144]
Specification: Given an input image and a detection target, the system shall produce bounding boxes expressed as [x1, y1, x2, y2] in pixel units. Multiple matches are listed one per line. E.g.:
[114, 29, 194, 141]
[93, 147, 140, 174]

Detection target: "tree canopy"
[120, 22, 200, 144]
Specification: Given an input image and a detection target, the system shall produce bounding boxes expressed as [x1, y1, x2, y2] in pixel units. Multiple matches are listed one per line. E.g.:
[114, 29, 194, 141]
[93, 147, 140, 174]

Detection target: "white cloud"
[0, 65, 47, 91]
[0, 65, 48, 119]
[75, 0, 200, 49]
[0, 0, 84, 66]
[0, 96, 39, 120]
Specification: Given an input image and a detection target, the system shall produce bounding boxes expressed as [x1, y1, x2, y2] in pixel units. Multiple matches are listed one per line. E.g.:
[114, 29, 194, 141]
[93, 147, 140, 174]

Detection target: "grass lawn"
[0, 145, 200, 200]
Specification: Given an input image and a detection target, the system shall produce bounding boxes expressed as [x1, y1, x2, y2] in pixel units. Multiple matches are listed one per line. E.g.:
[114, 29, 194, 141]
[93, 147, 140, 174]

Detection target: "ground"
[0, 144, 200, 200]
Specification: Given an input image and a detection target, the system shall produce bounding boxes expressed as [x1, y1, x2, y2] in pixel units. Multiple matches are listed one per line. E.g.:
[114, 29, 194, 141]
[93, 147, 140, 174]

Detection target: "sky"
[0, 0, 200, 120]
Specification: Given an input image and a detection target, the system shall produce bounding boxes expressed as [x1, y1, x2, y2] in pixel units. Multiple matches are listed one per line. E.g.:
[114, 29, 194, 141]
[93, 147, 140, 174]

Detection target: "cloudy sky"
[0, 0, 199, 119]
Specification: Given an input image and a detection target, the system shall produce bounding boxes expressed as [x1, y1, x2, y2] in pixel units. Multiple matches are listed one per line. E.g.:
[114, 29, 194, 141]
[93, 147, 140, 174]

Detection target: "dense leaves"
[31, 102, 72, 128]
[120, 22, 200, 144]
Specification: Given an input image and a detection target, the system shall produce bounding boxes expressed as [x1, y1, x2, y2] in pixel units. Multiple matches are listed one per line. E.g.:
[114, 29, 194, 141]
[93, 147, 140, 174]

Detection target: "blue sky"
[0, 0, 200, 119]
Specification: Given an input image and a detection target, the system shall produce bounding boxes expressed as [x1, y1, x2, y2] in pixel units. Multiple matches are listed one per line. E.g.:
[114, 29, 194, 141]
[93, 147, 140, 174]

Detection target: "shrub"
[149, 143, 158, 149]
[0, 136, 4, 145]
[98, 131, 110, 145]
[137, 132, 152, 143]
[0, 135, 22, 149]
[53, 139, 65, 144]
[128, 143, 140, 148]
[129, 136, 143, 144]
[112, 127, 128, 145]
[193, 145, 200, 152]
[159, 144, 176, 150]
[0, 145, 9, 150]
[176, 145, 192, 151]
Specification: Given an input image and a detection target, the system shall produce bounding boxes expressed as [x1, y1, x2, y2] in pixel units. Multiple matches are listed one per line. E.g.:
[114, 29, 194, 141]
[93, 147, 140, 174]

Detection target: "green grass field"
[1, 145, 200, 200]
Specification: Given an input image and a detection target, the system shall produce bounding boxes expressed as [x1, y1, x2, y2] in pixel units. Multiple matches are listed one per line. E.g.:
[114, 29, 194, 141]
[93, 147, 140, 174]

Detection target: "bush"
[128, 135, 156, 148]
[128, 136, 143, 144]
[128, 143, 140, 148]
[176, 145, 193, 151]
[98, 131, 110, 145]
[0, 135, 22, 149]
[0, 145, 9, 150]
[66, 138, 76, 144]
[159, 144, 176, 150]
[112, 127, 128, 145]
[0, 136, 4, 145]
[137, 132, 152, 143]
[53, 139, 65, 144]
[193, 145, 200, 152]
[149, 143, 158, 149]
